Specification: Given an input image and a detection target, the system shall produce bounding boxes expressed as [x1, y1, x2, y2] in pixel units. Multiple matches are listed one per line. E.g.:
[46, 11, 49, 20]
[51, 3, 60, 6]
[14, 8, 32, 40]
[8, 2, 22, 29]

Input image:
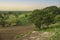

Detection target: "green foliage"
[30, 6, 60, 29]
[47, 22, 60, 40]
[0, 11, 31, 27]
[49, 22, 60, 28]
[0, 6, 60, 28]
[15, 34, 23, 39]
[55, 15, 60, 22]
[16, 15, 30, 25]
[5, 15, 17, 26]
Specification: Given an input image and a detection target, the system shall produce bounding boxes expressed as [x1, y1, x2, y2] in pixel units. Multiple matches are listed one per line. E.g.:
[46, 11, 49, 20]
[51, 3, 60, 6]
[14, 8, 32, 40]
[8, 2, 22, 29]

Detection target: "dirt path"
[0, 25, 35, 40]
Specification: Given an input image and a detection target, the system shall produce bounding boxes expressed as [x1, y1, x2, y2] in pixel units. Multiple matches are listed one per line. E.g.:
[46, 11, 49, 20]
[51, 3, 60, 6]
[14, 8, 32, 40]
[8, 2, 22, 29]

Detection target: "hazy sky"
[0, 0, 60, 11]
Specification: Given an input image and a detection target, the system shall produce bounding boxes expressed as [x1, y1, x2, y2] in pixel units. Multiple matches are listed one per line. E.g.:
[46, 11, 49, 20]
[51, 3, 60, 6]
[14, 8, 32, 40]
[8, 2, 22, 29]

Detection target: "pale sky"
[0, 0, 60, 11]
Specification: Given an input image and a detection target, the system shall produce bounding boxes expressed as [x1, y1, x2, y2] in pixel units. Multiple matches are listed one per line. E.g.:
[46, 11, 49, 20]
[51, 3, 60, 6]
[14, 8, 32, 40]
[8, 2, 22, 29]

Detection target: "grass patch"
[34, 23, 60, 40]
[15, 34, 24, 39]
[15, 31, 32, 39]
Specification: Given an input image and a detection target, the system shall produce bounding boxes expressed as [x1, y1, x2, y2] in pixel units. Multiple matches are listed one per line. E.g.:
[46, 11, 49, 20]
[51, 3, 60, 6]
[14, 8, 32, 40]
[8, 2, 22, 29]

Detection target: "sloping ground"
[17, 31, 55, 40]
[0, 25, 35, 40]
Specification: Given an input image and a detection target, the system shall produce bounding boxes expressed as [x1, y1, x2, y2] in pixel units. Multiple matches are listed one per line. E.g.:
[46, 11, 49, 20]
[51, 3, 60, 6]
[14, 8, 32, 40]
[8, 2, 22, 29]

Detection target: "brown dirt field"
[0, 25, 35, 40]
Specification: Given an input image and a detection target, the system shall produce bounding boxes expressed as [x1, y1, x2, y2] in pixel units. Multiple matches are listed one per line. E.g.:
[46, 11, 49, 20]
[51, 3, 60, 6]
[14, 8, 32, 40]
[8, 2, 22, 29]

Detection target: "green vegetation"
[30, 6, 60, 29]
[0, 11, 31, 27]
[0, 6, 60, 29]
[29, 6, 60, 40]
[0, 6, 60, 40]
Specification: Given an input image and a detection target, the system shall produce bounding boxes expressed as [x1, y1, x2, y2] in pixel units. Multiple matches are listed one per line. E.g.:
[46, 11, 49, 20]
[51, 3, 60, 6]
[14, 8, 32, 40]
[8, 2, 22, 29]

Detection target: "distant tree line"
[0, 11, 30, 27]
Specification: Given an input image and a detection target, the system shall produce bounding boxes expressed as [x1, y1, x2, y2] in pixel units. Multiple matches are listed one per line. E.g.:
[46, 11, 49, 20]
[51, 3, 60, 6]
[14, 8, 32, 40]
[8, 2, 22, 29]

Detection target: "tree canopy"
[30, 6, 60, 29]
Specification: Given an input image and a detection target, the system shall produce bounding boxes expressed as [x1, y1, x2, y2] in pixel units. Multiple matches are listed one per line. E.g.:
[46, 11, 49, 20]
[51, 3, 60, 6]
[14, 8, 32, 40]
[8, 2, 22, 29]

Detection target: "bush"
[16, 14, 30, 26]
[49, 23, 60, 28]
[30, 6, 60, 29]
[55, 15, 60, 22]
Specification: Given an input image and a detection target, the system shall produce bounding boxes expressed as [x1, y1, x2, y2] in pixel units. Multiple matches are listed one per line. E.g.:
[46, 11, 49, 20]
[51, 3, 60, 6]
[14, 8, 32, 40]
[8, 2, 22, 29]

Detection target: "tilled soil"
[0, 25, 35, 40]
